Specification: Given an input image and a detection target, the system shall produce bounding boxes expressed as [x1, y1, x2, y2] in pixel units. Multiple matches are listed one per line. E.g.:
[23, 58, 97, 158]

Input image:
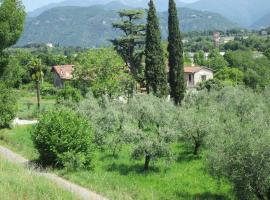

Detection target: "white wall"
[194, 69, 213, 86]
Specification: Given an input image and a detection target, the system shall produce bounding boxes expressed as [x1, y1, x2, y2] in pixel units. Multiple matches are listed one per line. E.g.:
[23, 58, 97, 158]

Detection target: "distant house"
[52, 65, 74, 88]
[184, 66, 213, 89]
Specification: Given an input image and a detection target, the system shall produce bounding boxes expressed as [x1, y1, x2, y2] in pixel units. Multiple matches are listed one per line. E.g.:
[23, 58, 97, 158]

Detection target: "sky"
[22, 0, 198, 12]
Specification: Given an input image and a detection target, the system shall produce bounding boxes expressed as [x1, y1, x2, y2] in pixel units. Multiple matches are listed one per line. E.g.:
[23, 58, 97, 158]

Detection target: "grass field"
[0, 126, 234, 200]
[0, 156, 79, 200]
[16, 89, 56, 120]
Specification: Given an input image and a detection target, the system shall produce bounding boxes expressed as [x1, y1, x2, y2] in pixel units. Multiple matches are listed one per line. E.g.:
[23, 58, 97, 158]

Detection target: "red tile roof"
[184, 66, 213, 73]
[52, 65, 74, 80]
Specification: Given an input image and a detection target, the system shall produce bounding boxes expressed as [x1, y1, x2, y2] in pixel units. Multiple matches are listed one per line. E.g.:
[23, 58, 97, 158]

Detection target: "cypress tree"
[145, 0, 168, 97]
[168, 0, 186, 104]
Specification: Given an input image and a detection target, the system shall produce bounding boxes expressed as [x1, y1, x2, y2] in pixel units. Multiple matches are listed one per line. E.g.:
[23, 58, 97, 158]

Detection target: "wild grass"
[0, 156, 79, 200]
[16, 89, 56, 120]
[0, 126, 234, 200]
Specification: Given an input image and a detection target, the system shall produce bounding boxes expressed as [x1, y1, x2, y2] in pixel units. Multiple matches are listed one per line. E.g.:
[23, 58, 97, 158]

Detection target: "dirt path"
[0, 145, 109, 200]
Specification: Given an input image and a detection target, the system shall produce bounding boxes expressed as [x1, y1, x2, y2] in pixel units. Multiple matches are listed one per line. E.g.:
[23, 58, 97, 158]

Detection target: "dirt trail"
[0, 145, 109, 200]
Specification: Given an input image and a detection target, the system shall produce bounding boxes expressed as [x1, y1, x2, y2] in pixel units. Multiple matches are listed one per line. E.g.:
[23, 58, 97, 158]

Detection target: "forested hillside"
[17, 6, 238, 47]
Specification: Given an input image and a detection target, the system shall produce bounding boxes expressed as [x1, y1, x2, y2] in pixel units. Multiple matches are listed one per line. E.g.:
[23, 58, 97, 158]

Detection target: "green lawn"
[16, 90, 56, 120]
[0, 126, 234, 200]
[0, 156, 79, 200]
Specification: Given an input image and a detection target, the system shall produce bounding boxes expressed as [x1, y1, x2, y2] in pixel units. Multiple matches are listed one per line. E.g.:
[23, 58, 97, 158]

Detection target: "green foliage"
[74, 48, 133, 97]
[206, 49, 228, 71]
[32, 109, 95, 170]
[215, 67, 244, 85]
[111, 9, 145, 79]
[205, 87, 270, 200]
[145, 0, 168, 97]
[1, 55, 26, 88]
[194, 50, 206, 66]
[127, 94, 176, 170]
[168, 0, 186, 105]
[0, 0, 25, 52]
[0, 84, 17, 128]
[198, 79, 223, 91]
[56, 86, 81, 104]
[41, 82, 57, 96]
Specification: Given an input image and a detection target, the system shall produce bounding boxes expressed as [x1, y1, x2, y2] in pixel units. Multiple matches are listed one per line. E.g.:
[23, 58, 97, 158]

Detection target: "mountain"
[251, 13, 270, 30]
[18, 5, 238, 48]
[186, 0, 270, 27]
[28, 0, 187, 17]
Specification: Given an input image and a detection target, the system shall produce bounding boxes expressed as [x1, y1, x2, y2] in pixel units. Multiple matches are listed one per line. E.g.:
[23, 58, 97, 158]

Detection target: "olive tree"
[206, 87, 270, 200]
[127, 94, 176, 170]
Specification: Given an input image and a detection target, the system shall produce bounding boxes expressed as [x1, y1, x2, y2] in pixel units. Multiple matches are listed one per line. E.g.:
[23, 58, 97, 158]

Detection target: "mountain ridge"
[18, 5, 239, 48]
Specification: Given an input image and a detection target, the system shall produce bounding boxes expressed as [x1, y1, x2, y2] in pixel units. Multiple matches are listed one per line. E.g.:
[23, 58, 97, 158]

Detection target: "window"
[201, 75, 207, 81]
[189, 74, 192, 82]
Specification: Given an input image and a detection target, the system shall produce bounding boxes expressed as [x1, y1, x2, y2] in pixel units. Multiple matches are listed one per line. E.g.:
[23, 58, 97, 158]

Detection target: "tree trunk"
[194, 142, 200, 155]
[144, 155, 151, 171]
[36, 81, 41, 110]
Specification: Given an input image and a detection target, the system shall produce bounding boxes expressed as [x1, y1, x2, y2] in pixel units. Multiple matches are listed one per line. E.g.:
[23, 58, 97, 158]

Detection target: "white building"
[184, 66, 214, 89]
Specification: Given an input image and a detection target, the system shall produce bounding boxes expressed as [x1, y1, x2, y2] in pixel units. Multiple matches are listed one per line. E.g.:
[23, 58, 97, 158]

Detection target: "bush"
[56, 86, 81, 104]
[0, 85, 18, 128]
[41, 82, 57, 96]
[32, 109, 95, 170]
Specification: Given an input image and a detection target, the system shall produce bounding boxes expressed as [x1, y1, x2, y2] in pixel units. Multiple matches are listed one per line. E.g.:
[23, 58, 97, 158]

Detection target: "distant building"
[46, 43, 54, 48]
[213, 32, 221, 45]
[184, 66, 214, 89]
[222, 36, 235, 44]
[261, 30, 268, 36]
[52, 65, 74, 88]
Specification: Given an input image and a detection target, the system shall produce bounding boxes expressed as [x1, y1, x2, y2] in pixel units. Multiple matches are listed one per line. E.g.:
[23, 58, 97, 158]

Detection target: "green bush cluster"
[56, 86, 82, 104]
[0, 85, 18, 128]
[31, 109, 95, 170]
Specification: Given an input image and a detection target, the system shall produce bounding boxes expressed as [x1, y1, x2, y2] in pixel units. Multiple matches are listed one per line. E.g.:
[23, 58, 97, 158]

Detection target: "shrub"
[56, 86, 82, 104]
[0, 84, 18, 128]
[32, 109, 95, 170]
[41, 82, 57, 96]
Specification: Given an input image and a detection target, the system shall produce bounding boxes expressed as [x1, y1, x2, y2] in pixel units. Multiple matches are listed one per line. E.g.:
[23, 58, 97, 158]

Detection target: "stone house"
[51, 65, 74, 88]
[184, 66, 214, 89]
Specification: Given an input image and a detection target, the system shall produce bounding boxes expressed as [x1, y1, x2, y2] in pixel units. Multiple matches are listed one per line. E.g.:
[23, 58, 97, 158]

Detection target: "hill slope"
[186, 0, 270, 27]
[28, 0, 187, 17]
[18, 6, 238, 48]
[251, 13, 270, 29]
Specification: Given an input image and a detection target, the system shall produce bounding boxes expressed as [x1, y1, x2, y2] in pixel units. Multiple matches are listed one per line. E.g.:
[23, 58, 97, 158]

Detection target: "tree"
[167, 0, 186, 105]
[74, 48, 133, 98]
[206, 49, 228, 71]
[28, 58, 43, 110]
[0, 84, 17, 128]
[215, 67, 244, 86]
[194, 50, 206, 66]
[127, 94, 176, 170]
[0, 0, 25, 75]
[145, 0, 168, 97]
[206, 87, 270, 200]
[111, 10, 145, 80]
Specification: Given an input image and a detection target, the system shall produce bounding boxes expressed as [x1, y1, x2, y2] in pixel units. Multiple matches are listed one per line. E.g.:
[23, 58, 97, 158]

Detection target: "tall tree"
[0, 0, 25, 75]
[111, 10, 145, 79]
[145, 0, 168, 97]
[28, 58, 43, 110]
[168, 0, 185, 104]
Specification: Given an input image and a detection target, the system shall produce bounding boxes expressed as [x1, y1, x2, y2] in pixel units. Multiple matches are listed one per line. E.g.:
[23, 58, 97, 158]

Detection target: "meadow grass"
[0, 156, 79, 200]
[0, 126, 234, 200]
[16, 89, 56, 120]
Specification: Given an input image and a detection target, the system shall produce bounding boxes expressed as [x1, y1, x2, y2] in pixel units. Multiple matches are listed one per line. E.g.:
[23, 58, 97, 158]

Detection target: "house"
[51, 65, 74, 88]
[184, 66, 213, 89]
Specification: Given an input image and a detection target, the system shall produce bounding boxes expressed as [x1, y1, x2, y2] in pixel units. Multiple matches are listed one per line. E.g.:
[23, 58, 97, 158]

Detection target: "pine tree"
[111, 10, 145, 78]
[145, 0, 168, 97]
[168, 0, 186, 104]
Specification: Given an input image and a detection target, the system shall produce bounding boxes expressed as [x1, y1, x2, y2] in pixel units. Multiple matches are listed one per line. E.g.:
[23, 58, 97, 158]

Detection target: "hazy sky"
[22, 0, 198, 12]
